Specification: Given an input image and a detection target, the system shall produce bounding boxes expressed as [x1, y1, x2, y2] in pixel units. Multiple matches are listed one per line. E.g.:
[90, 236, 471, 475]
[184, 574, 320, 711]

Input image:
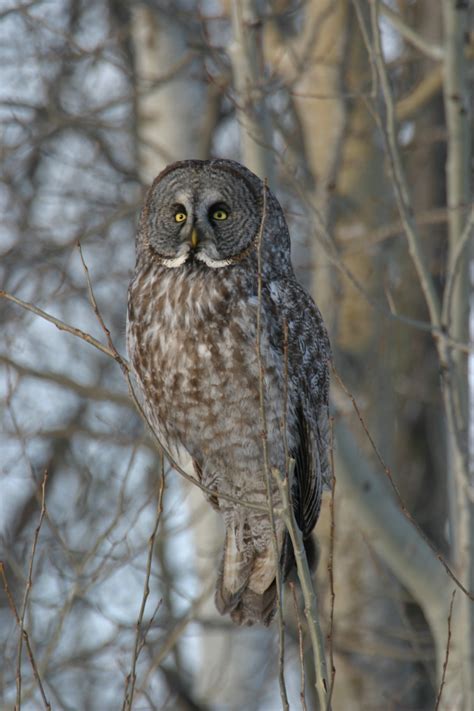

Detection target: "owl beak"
[191, 228, 199, 249]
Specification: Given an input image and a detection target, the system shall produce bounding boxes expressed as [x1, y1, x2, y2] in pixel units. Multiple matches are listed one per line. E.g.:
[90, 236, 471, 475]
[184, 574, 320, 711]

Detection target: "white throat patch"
[195, 252, 233, 268]
[160, 253, 190, 268]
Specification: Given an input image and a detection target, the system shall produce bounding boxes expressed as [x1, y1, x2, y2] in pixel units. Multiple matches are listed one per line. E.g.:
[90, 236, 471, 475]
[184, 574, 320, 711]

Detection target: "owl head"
[136, 159, 291, 272]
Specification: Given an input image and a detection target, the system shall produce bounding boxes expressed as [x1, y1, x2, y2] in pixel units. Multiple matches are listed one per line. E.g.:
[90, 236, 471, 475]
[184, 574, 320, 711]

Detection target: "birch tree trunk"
[229, 0, 275, 186]
[288, 3, 417, 706]
[440, 1, 473, 706]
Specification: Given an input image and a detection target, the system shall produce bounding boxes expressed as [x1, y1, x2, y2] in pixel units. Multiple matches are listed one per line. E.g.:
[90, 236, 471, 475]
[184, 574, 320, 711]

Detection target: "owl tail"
[215, 524, 283, 626]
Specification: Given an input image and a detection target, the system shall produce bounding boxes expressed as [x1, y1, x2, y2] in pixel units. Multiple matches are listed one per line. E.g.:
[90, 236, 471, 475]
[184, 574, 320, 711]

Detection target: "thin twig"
[77, 241, 129, 373]
[16, 472, 50, 711]
[289, 581, 307, 711]
[0, 354, 131, 407]
[122, 463, 166, 711]
[137, 600, 163, 660]
[0, 290, 118, 361]
[327, 417, 336, 706]
[255, 181, 289, 711]
[139, 582, 214, 691]
[272, 462, 330, 710]
[434, 590, 456, 711]
[1, 564, 51, 711]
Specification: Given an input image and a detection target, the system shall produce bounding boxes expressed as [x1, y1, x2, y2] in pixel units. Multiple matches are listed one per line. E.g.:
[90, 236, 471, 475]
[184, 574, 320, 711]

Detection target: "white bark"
[441, 2, 473, 707]
[132, 5, 206, 183]
[229, 0, 274, 186]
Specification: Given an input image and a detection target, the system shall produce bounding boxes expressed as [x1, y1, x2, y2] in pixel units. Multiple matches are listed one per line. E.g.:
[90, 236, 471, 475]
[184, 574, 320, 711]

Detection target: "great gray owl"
[127, 159, 330, 626]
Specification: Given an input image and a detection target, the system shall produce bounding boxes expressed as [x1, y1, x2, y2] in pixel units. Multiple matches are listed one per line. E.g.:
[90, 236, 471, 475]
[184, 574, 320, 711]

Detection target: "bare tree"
[1, 1, 472, 709]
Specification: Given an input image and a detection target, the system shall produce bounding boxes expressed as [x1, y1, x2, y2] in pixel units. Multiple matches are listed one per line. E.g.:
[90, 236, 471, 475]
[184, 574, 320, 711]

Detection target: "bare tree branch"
[434, 590, 456, 711]
[379, 3, 444, 60]
[123, 466, 165, 711]
[0, 291, 121, 362]
[15, 472, 50, 711]
[273, 461, 330, 710]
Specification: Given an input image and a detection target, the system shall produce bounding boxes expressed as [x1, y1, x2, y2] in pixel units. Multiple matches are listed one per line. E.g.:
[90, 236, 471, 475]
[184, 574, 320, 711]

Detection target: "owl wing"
[292, 406, 323, 537]
[269, 277, 331, 542]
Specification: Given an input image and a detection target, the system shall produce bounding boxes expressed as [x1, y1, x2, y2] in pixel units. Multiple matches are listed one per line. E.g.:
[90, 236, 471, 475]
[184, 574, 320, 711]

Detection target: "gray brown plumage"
[127, 159, 330, 626]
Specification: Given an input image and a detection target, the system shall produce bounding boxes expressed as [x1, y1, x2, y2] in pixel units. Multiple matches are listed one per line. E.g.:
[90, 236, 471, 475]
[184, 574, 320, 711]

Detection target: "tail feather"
[230, 582, 277, 626]
[215, 526, 320, 625]
[215, 527, 253, 615]
[215, 522, 285, 626]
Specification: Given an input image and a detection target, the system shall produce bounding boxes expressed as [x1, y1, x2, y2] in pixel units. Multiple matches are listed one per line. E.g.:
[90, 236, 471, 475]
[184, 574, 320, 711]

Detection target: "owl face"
[141, 160, 263, 268]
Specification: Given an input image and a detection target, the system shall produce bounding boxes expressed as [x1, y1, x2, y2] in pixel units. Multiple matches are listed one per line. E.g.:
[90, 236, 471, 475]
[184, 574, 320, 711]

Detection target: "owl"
[127, 159, 330, 626]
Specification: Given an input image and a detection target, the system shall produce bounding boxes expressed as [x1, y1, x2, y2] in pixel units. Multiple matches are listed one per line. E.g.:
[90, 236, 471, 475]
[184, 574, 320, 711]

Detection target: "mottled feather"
[127, 159, 330, 626]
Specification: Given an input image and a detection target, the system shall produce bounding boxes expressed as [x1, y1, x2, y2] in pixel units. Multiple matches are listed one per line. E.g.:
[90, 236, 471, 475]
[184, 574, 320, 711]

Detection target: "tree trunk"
[290, 1, 448, 706]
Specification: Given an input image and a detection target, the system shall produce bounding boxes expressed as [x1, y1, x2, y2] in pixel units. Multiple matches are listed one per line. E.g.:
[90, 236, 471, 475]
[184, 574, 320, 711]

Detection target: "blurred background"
[0, 1, 472, 709]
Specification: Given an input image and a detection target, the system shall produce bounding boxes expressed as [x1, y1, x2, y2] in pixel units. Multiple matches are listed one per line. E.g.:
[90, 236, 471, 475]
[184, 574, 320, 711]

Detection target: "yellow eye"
[175, 212, 187, 223]
[212, 209, 228, 221]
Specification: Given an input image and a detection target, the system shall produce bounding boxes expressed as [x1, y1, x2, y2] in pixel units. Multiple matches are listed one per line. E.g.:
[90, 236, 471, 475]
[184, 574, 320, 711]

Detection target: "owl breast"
[127, 261, 290, 490]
